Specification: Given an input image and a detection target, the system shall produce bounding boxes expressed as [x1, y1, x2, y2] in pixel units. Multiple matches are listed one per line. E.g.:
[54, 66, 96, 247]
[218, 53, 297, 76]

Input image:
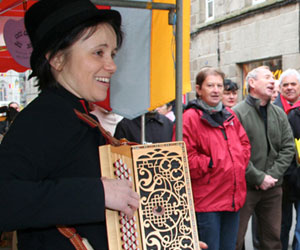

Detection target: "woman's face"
[51, 23, 118, 102]
[196, 74, 224, 107]
[222, 90, 238, 108]
[156, 104, 171, 115]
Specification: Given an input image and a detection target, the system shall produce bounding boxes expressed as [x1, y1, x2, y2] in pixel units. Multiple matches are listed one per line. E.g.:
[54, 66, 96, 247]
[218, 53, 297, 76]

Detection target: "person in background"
[114, 111, 173, 144]
[234, 66, 295, 250]
[271, 80, 280, 103]
[273, 69, 300, 250]
[156, 100, 176, 122]
[177, 66, 251, 250]
[286, 102, 300, 250]
[248, 77, 282, 250]
[7, 102, 20, 112]
[222, 79, 239, 108]
[0, 102, 20, 137]
[0, 0, 140, 249]
[273, 69, 300, 111]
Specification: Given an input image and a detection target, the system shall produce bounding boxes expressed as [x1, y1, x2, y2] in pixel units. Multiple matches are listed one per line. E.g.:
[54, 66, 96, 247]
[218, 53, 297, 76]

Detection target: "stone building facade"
[189, 0, 300, 99]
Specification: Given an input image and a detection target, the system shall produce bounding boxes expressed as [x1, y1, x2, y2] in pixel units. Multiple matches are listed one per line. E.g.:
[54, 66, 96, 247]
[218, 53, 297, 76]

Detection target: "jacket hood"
[185, 99, 234, 127]
[185, 99, 202, 110]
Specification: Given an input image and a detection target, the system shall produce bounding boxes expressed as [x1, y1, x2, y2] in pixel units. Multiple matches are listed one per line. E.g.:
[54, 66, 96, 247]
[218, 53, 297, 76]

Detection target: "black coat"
[0, 86, 108, 249]
[287, 107, 300, 201]
[288, 107, 300, 139]
[114, 112, 173, 144]
[273, 93, 284, 109]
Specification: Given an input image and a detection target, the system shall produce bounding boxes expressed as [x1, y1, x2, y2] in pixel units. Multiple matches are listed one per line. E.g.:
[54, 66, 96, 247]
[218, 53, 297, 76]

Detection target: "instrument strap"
[73, 108, 138, 145]
[73, 109, 122, 146]
[57, 226, 89, 250]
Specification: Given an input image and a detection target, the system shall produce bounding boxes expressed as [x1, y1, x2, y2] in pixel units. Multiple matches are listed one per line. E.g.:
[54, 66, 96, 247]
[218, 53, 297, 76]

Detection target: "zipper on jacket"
[221, 129, 227, 140]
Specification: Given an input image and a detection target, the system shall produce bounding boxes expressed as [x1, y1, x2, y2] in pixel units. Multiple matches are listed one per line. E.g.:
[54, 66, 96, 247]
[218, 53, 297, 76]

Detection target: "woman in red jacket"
[180, 67, 251, 250]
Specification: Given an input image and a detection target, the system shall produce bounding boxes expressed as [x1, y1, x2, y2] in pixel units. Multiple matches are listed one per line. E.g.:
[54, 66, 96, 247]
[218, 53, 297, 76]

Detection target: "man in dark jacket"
[114, 111, 173, 144]
[287, 105, 300, 250]
[234, 66, 295, 250]
[273, 69, 300, 112]
[273, 69, 300, 250]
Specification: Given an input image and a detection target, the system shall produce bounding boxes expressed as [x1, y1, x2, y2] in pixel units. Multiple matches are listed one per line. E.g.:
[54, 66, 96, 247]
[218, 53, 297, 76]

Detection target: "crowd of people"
[178, 65, 299, 250]
[0, 0, 300, 250]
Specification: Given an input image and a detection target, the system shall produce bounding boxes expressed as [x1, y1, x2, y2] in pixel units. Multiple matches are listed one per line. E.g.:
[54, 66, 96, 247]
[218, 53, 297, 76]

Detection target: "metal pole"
[92, 0, 179, 142]
[91, 0, 175, 10]
[175, 0, 183, 141]
[141, 114, 146, 144]
[91, 0, 176, 144]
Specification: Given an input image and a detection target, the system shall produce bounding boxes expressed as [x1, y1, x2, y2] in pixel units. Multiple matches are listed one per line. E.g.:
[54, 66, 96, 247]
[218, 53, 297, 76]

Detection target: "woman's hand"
[102, 178, 139, 218]
[103, 177, 207, 249]
[199, 241, 208, 249]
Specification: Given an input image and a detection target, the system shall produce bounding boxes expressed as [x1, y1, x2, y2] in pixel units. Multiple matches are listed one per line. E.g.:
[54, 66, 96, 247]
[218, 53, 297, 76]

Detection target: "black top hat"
[24, 0, 121, 69]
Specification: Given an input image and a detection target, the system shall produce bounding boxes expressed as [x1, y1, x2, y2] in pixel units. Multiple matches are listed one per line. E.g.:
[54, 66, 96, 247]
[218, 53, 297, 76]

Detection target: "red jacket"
[176, 101, 251, 212]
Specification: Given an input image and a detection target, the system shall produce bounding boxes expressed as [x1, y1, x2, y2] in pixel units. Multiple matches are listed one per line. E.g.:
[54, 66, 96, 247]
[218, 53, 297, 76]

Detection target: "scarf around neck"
[280, 94, 300, 114]
[197, 99, 223, 114]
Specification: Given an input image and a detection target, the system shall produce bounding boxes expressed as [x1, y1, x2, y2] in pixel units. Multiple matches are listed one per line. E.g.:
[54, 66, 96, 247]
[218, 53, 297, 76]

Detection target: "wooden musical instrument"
[99, 141, 200, 250]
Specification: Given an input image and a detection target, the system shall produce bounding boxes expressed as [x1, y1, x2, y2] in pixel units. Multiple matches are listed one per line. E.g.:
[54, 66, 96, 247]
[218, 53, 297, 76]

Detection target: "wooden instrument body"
[99, 141, 200, 250]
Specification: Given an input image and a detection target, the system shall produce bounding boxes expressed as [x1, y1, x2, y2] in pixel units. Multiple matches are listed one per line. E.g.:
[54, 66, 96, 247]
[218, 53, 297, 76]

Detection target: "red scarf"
[280, 94, 300, 114]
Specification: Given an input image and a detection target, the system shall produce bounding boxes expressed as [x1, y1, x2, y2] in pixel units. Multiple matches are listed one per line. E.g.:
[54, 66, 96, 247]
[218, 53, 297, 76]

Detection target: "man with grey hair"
[273, 68, 300, 250]
[234, 66, 295, 250]
[274, 68, 300, 112]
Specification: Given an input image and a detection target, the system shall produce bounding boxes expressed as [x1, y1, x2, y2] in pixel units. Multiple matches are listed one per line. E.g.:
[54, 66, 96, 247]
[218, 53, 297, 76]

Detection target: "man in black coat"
[273, 68, 300, 250]
[114, 111, 173, 144]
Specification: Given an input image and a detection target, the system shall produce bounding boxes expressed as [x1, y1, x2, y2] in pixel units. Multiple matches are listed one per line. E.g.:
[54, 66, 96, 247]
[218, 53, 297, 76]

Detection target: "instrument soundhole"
[153, 205, 165, 216]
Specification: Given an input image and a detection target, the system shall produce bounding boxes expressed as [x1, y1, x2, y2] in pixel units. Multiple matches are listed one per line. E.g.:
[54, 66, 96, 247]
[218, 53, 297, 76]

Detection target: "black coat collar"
[43, 85, 90, 114]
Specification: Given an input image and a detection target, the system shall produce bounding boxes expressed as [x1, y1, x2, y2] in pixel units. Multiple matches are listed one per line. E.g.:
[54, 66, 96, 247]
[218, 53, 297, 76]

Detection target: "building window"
[206, 0, 214, 21]
[252, 0, 266, 5]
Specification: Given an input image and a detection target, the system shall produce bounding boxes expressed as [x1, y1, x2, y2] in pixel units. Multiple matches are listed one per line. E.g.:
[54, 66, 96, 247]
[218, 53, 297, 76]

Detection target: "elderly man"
[234, 66, 295, 250]
[273, 69, 300, 250]
[274, 68, 300, 111]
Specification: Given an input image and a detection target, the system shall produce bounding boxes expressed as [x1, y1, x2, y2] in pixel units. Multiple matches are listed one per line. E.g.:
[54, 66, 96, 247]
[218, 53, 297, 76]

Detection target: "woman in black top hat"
[0, 0, 139, 249]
